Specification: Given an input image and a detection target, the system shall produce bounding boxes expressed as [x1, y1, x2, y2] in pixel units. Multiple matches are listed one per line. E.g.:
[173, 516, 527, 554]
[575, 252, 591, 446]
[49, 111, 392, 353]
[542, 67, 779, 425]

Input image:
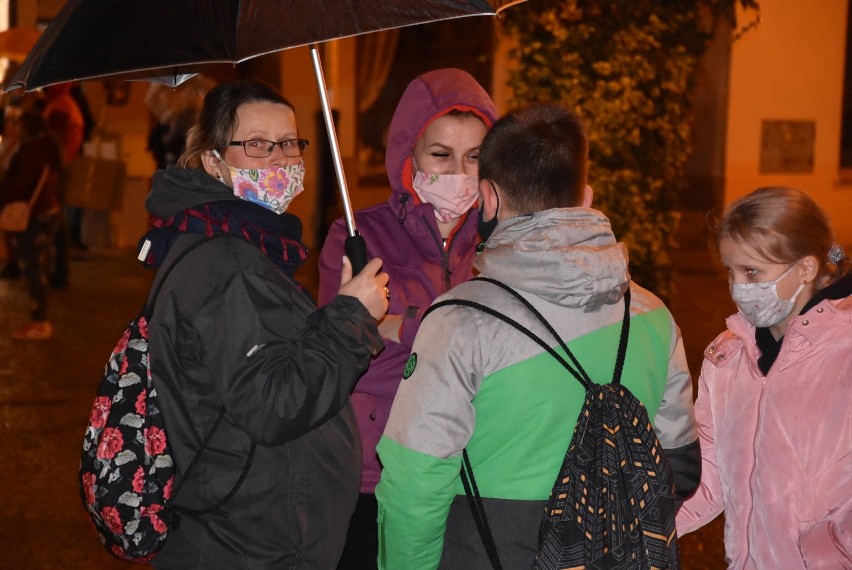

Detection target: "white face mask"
[213, 150, 305, 215]
[730, 263, 805, 328]
[411, 165, 479, 223]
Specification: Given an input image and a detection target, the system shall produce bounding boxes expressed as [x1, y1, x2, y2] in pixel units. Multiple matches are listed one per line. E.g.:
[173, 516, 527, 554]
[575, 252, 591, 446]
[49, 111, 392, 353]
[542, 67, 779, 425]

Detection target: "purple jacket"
[318, 68, 497, 493]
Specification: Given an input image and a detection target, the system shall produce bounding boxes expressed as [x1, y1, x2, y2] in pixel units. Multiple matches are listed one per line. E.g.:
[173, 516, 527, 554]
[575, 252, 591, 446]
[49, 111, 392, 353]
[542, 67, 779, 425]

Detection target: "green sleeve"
[375, 436, 461, 569]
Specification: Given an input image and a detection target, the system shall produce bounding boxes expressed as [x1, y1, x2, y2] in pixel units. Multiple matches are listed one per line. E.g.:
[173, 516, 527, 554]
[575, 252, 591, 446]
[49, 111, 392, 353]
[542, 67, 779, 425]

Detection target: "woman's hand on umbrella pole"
[338, 256, 389, 321]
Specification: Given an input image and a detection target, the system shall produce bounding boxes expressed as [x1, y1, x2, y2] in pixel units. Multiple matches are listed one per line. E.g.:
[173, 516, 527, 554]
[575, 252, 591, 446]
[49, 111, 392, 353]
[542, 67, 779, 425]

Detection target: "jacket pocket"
[798, 517, 852, 569]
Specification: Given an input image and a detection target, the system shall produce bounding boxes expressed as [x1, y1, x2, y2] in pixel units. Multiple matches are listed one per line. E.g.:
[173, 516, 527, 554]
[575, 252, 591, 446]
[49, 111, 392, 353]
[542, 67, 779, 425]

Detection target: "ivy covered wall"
[504, 0, 757, 300]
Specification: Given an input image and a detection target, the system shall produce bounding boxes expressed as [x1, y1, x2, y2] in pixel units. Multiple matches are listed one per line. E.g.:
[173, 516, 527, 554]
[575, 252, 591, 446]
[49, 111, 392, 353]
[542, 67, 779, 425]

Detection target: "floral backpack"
[79, 234, 255, 562]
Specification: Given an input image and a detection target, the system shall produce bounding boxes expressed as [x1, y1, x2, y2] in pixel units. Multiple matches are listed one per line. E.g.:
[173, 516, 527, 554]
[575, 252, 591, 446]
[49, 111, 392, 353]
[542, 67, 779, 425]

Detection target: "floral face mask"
[213, 150, 305, 215]
[411, 164, 479, 223]
[730, 263, 805, 328]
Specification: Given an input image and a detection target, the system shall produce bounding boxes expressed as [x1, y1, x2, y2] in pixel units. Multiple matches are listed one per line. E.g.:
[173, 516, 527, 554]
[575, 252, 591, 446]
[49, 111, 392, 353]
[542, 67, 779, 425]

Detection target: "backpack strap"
[612, 286, 631, 385]
[422, 277, 632, 569]
[460, 448, 504, 570]
[143, 233, 256, 518]
[171, 407, 256, 517]
[424, 296, 591, 389]
[473, 276, 631, 385]
[426, 277, 631, 385]
[143, 232, 230, 318]
[25, 166, 52, 209]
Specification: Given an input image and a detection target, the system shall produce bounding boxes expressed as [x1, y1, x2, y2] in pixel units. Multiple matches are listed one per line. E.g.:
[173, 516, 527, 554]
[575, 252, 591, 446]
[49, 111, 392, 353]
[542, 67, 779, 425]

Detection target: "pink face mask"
[412, 168, 479, 223]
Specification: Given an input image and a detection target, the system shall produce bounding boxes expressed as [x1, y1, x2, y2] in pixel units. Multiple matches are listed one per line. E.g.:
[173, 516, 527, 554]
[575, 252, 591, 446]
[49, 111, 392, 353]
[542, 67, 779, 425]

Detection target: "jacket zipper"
[747, 330, 789, 567]
[421, 216, 453, 291]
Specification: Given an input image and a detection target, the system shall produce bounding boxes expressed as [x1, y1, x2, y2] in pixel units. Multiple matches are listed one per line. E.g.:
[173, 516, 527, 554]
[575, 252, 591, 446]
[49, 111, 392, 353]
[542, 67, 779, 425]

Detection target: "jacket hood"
[146, 165, 240, 218]
[473, 208, 630, 311]
[385, 68, 497, 201]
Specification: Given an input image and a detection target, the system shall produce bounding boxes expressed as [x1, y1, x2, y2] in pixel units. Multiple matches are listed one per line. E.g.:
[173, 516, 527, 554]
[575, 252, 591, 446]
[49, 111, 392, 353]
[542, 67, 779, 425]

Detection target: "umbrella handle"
[344, 232, 368, 275]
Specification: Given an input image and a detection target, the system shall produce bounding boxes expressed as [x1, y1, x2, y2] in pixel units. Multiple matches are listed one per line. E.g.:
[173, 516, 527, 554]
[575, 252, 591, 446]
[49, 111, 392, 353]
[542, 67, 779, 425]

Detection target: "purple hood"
[384, 68, 498, 200]
[317, 68, 497, 494]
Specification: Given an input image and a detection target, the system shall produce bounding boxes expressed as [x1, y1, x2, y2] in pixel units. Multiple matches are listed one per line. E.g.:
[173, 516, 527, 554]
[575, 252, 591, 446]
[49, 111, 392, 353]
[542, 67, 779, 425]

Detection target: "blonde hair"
[717, 187, 848, 290]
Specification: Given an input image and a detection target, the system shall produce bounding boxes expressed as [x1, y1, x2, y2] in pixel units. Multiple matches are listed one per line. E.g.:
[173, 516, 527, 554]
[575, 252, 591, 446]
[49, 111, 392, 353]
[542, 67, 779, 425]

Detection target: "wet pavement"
[0, 211, 732, 569]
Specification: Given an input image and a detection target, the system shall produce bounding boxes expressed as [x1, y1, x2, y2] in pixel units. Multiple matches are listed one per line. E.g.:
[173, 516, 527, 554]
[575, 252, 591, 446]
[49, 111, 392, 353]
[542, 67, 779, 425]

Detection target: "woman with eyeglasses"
[136, 80, 389, 569]
[317, 68, 497, 569]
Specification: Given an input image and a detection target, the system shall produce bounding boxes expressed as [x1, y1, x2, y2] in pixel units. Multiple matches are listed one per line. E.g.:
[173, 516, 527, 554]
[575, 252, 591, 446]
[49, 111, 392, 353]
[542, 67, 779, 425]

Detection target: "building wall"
[725, 0, 852, 245]
[685, 17, 733, 212]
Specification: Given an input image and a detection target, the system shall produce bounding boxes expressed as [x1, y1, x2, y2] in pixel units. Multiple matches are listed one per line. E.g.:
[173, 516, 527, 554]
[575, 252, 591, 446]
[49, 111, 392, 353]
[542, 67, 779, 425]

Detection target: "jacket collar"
[707, 294, 851, 371]
[473, 208, 629, 311]
[386, 191, 478, 253]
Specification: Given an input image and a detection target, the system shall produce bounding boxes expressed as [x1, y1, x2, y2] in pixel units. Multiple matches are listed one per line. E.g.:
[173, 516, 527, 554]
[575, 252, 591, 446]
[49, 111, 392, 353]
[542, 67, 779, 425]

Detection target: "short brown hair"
[478, 103, 588, 213]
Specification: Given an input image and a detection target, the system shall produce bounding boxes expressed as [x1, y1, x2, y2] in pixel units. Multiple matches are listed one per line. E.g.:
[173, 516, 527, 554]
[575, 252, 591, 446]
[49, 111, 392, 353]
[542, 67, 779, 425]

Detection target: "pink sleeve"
[676, 360, 726, 535]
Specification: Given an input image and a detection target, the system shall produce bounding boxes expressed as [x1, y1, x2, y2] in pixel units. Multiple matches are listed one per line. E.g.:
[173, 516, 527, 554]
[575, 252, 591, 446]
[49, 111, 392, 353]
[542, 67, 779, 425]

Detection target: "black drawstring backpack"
[79, 234, 255, 562]
[426, 276, 680, 570]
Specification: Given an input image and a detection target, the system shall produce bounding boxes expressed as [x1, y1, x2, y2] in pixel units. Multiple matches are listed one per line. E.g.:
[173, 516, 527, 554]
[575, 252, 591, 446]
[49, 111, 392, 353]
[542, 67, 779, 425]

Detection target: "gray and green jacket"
[375, 208, 699, 569]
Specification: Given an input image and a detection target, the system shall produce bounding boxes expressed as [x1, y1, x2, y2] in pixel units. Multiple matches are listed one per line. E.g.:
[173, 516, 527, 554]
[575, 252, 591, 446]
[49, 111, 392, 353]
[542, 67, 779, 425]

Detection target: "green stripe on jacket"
[376, 437, 459, 569]
[462, 307, 672, 499]
[376, 307, 672, 569]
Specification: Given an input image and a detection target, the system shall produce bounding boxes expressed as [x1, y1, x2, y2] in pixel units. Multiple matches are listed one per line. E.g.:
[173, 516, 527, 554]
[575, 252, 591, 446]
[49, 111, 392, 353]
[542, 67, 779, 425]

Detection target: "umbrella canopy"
[6, 0, 526, 269]
[7, 0, 525, 91]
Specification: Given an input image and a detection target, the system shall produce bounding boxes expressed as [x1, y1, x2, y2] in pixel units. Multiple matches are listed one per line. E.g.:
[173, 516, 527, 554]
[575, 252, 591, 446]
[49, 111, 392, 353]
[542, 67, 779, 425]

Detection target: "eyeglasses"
[228, 138, 309, 158]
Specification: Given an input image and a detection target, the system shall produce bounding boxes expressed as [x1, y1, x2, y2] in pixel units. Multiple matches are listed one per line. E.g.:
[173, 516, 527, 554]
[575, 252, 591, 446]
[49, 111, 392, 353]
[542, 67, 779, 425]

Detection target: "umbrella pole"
[309, 43, 368, 273]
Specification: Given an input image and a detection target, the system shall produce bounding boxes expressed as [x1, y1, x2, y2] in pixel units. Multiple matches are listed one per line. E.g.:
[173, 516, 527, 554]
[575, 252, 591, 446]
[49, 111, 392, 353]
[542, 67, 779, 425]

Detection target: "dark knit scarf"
[139, 199, 308, 280]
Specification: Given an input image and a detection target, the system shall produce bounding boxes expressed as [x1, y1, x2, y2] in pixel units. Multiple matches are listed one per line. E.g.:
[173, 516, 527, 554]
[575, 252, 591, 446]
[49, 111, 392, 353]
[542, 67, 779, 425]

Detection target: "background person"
[0, 100, 23, 279]
[145, 78, 210, 170]
[137, 80, 389, 569]
[676, 187, 851, 569]
[0, 110, 62, 340]
[42, 82, 85, 287]
[317, 68, 497, 569]
[0, 92, 49, 280]
[375, 103, 700, 568]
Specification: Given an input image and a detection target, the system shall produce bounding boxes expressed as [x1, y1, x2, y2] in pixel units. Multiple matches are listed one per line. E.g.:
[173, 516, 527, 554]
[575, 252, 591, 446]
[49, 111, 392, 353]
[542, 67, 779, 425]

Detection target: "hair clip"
[828, 243, 847, 264]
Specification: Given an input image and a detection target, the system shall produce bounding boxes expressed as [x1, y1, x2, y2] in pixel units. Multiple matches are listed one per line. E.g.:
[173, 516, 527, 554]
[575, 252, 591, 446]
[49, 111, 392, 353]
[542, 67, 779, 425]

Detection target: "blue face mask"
[476, 184, 500, 248]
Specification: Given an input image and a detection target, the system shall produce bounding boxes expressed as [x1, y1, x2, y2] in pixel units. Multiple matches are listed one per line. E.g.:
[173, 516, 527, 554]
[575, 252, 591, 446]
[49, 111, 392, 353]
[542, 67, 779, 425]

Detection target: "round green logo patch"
[402, 353, 417, 379]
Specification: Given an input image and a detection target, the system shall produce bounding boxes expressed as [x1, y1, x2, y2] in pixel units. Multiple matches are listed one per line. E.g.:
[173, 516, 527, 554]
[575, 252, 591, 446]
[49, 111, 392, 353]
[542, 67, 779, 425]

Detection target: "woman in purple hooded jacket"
[318, 68, 497, 568]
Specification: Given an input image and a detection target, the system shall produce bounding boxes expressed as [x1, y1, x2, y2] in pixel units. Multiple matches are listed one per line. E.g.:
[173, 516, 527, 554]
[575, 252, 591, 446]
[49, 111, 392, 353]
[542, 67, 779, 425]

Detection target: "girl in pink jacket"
[676, 187, 851, 569]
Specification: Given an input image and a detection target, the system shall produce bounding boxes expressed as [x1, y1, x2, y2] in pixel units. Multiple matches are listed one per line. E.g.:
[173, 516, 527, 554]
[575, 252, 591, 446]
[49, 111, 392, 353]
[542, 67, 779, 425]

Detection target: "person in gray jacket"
[376, 103, 700, 568]
[137, 81, 389, 569]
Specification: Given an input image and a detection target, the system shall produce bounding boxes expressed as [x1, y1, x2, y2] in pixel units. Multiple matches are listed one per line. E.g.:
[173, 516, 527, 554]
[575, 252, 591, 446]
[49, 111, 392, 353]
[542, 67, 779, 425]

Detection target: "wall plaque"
[760, 120, 815, 174]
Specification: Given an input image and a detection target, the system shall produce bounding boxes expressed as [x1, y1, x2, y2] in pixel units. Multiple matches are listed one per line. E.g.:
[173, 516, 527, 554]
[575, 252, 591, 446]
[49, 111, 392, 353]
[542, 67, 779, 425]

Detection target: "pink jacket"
[676, 294, 852, 569]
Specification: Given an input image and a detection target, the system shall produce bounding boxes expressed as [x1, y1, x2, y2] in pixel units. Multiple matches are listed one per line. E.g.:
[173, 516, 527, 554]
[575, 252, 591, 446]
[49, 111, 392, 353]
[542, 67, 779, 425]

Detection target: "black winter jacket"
[146, 168, 381, 569]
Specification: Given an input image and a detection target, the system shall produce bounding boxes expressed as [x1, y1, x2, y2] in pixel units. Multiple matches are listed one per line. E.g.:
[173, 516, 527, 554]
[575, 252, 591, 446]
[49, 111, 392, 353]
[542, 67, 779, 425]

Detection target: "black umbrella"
[6, 0, 526, 270]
